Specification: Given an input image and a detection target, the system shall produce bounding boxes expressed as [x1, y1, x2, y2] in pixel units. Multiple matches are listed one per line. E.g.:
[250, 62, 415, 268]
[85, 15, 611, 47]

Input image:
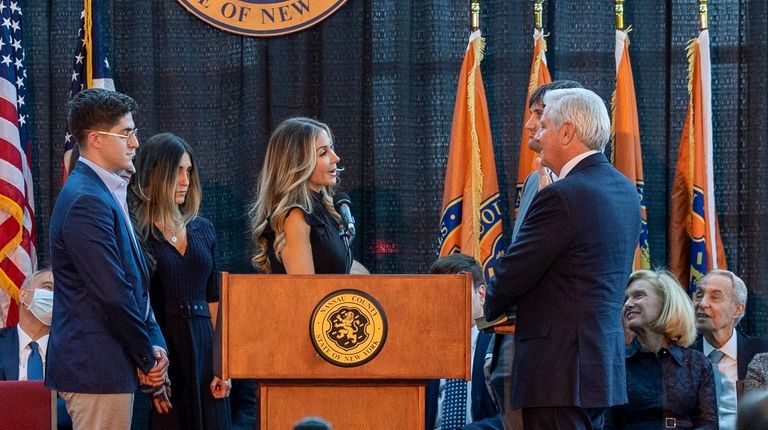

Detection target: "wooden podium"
[219, 273, 472, 430]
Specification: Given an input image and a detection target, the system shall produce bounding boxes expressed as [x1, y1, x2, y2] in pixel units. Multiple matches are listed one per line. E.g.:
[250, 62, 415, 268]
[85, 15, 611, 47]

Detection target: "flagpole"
[534, 0, 544, 30]
[699, 0, 708, 30]
[470, 0, 480, 32]
[615, 0, 625, 30]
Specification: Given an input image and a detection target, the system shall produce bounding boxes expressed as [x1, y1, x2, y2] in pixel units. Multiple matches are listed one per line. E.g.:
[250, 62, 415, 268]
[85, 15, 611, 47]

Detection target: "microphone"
[333, 192, 356, 237]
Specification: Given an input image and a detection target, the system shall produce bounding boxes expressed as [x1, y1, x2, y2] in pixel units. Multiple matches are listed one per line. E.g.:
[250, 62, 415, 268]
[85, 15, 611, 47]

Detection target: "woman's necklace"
[164, 218, 181, 244]
[169, 224, 178, 244]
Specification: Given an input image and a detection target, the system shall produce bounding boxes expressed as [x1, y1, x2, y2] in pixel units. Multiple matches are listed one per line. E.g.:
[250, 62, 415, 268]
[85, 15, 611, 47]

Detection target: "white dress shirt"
[17, 325, 49, 381]
[703, 331, 738, 430]
[558, 150, 600, 179]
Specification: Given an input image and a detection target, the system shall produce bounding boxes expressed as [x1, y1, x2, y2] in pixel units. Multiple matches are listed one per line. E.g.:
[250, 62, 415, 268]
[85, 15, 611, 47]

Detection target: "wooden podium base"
[260, 381, 426, 430]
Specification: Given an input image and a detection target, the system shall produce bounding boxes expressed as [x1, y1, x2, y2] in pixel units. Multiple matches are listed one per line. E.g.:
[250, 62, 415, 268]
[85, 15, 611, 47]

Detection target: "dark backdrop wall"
[20, 1, 768, 335]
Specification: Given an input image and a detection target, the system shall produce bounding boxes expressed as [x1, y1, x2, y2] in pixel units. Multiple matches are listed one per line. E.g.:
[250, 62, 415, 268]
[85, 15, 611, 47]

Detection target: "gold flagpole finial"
[699, 0, 708, 30]
[470, 0, 480, 32]
[533, 0, 544, 31]
[615, 0, 625, 30]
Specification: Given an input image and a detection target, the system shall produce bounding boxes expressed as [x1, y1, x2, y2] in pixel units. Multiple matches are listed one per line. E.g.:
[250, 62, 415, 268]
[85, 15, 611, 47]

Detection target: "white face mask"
[24, 289, 53, 326]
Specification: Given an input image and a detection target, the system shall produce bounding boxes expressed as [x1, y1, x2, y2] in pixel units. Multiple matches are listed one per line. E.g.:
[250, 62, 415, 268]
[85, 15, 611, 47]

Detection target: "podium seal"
[310, 289, 387, 367]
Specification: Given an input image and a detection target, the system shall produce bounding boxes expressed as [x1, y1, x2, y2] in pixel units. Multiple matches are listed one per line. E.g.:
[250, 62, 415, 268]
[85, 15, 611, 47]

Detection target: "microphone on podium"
[333, 192, 356, 237]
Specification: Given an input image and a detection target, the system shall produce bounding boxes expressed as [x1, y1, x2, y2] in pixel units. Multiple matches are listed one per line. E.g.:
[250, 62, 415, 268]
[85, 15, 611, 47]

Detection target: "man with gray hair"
[693, 269, 768, 429]
[484, 88, 641, 429]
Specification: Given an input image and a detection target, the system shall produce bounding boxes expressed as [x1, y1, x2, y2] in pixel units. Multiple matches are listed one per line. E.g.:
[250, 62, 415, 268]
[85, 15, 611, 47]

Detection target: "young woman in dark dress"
[250, 117, 351, 274]
[130, 133, 231, 429]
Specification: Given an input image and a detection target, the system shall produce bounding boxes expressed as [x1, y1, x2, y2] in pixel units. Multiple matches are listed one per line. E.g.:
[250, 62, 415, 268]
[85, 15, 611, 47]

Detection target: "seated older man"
[0, 269, 71, 428]
[692, 269, 768, 429]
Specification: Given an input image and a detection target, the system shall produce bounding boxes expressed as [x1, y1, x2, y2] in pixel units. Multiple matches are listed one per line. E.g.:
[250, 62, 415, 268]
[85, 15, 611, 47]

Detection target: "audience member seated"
[692, 269, 768, 429]
[606, 269, 718, 429]
[737, 390, 768, 430]
[0, 269, 71, 429]
[745, 353, 768, 394]
[425, 254, 502, 430]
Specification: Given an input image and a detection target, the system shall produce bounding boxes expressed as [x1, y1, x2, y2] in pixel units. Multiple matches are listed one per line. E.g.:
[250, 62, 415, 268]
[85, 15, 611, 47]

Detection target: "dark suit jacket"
[47, 161, 165, 393]
[425, 332, 500, 429]
[486, 153, 641, 410]
[0, 327, 19, 380]
[693, 331, 768, 380]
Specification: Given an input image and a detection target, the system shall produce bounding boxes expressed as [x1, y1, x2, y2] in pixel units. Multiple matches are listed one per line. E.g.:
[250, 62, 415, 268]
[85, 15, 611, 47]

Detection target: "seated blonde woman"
[606, 270, 718, 429]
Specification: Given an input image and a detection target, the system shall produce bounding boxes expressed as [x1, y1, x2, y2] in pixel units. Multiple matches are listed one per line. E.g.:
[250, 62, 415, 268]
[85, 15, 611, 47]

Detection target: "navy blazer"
[425, 332, 500, 429]
[486, 153, 641, 410]
[47, 161, 166, 393]
[0, 327, 19, 380]
[693, 331, 768, 380]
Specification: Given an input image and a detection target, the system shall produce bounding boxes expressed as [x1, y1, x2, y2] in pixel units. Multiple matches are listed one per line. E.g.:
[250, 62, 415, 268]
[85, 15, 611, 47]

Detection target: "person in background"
[0, 270, 72, 429]
[249, 117, 351, 275]
[48, 88, 168, 430]
[745, 353, 768, 394]
[426, 254, 501, 430]
[606, 269, 717, 429]
[129, 132, 231, 429]
[692, 269, 768, 429]
[737, 390, 768, 430]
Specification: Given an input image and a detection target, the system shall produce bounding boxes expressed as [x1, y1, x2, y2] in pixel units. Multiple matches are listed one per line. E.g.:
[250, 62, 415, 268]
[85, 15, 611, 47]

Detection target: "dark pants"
[522, 407, 606, 430]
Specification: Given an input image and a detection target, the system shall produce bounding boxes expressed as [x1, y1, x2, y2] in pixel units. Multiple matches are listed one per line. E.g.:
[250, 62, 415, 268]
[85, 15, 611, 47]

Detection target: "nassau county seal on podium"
[310, 289, 387, 367]
[176, 0, 348, 37]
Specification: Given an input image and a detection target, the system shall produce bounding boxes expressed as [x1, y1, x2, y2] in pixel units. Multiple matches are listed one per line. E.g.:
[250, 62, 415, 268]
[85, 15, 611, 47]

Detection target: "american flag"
[63, 1, 114, 176]
[0, 0, 36, 327]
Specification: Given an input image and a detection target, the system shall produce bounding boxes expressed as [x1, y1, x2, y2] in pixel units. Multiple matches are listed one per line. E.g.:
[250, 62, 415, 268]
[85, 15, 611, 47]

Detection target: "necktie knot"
[709, 349, 725, 364]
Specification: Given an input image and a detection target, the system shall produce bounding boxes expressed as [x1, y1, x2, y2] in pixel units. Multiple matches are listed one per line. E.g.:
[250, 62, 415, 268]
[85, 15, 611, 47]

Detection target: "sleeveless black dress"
[264, 192, 351, 274]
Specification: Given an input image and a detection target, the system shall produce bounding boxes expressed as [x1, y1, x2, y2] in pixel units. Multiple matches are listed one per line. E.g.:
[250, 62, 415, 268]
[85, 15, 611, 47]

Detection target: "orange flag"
[514, 29, 551, 219]
[669, 29, 727, 293]
[438, 30, 504, 280]
[612, 29, 650, 270]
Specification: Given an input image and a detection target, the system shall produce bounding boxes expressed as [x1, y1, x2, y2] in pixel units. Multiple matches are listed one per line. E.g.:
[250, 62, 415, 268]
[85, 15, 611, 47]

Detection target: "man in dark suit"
[0, 269, 72, 428]
[484, 88, 641, 429]
[48, 88, 168, 429]
[426, 254, 501, 429]
[486, 80, 582, 430]
[692, 269, 768, 429]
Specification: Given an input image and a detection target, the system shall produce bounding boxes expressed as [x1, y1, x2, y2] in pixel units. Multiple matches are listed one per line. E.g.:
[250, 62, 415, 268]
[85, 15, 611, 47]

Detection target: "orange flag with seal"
[669, 29, 727, 293]
[438, 30, 504, 280]
[612, 29, 650, 270]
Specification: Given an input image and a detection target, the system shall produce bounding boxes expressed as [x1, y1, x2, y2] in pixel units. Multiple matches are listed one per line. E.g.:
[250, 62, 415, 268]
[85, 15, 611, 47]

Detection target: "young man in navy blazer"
[48, 88, 168, 429]
[485, 88, 641, 429]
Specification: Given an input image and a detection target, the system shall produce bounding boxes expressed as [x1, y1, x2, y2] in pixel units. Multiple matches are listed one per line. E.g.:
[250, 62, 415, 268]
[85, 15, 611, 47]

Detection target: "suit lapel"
[737, 331, 748, 380]
[0, 328, 20, 380]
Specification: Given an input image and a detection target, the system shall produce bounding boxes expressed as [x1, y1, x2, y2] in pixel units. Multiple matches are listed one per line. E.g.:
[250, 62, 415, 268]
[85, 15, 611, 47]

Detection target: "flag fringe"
[466, 35, 485, 259]
[84, 0, 93, 88]
[0, 196, 23, 301]
[528, 32, 547, 94]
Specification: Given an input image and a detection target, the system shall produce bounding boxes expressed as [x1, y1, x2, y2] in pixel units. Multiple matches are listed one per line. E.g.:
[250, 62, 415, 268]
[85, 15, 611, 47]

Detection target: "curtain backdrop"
[21, 0, 768, 335]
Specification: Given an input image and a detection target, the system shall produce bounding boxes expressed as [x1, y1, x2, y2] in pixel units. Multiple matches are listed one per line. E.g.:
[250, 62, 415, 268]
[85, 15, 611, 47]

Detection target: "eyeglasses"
[89, 128, 139, 141]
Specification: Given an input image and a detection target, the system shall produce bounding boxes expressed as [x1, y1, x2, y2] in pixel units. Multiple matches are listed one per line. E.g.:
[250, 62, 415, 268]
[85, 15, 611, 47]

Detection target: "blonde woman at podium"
[250, 117, 352, 275]
[129, 133, 232, 429]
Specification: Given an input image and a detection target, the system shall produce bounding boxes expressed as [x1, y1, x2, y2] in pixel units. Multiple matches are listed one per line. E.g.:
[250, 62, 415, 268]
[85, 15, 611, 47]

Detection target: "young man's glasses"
[89, 129, 139, 141]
